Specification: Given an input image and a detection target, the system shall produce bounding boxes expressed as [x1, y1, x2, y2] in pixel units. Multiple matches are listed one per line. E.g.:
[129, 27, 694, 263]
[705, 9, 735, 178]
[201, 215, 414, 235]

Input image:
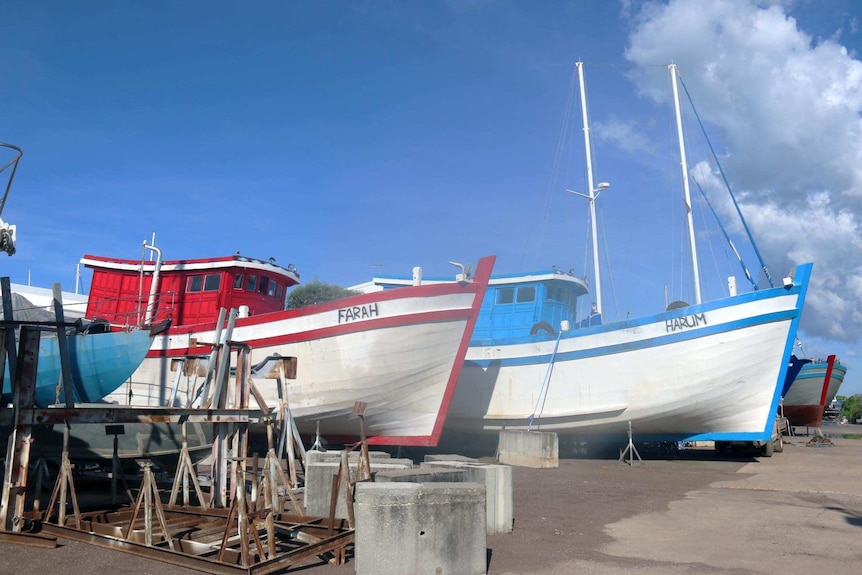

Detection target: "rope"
[528, 329, 564, 430]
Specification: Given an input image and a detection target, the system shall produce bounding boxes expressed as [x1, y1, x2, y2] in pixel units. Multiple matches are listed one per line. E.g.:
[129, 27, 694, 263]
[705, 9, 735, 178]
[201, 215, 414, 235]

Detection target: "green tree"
[287, 281, 361, 309]
[840, 394, 862, 424]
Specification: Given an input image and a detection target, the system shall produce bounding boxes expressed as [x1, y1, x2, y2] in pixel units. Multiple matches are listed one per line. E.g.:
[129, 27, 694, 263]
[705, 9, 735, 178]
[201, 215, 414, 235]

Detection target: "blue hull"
[3, 328, 153, 406]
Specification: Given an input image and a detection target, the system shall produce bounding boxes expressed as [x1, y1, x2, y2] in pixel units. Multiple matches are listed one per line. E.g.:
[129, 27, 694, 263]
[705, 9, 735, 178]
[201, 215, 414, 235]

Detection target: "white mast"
[570, 61, 610, 316]
[670, 64, 702, 304]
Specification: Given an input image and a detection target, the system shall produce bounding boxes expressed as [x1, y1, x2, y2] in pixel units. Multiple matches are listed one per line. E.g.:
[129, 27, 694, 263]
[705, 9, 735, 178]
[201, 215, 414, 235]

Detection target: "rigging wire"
[519, 68, 581, 270]
[677, 75, 774, 288]
[695, 192, 717, 302]
[692, 176, 757, 290]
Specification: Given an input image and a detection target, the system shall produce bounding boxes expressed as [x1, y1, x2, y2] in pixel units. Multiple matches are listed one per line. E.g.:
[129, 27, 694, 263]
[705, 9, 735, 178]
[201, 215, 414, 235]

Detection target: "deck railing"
[85, 291, 178, 330]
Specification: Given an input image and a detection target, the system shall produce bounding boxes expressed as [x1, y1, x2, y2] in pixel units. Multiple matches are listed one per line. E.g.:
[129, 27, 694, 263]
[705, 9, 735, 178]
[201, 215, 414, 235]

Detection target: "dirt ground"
[1, 427, 860, 574]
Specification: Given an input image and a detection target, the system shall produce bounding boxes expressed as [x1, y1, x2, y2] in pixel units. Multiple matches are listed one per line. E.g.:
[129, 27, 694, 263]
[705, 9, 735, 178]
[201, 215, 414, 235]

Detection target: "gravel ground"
[1, 426, 860, 574]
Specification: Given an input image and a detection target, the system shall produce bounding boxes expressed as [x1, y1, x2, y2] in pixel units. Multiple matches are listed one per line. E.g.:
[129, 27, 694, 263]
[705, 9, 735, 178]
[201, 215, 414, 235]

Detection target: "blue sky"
[2, 1, 861, 396]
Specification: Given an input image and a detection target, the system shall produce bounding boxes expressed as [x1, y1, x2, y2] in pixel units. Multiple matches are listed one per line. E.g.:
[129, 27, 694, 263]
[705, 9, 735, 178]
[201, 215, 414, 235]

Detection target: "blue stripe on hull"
[468, 308, 799, 369]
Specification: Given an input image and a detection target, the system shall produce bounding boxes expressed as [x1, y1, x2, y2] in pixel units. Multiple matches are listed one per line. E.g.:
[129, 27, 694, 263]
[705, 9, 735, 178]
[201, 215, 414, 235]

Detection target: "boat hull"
[28, 422, 212, 470]
[445, 264, 812, 443]
[105, 257, 494, 446]
[2, 328, 155, 407]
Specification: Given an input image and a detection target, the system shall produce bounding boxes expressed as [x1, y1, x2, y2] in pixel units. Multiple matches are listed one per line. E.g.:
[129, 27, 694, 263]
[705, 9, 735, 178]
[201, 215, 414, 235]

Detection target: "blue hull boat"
[2, 325, 158, 407]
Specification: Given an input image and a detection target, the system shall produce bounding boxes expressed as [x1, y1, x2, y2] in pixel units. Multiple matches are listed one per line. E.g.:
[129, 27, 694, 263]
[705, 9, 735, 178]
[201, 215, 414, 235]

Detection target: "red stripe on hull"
[366, 255, 495, 446]
[818, 355, 837, 406]
[145, 307, 476, 359]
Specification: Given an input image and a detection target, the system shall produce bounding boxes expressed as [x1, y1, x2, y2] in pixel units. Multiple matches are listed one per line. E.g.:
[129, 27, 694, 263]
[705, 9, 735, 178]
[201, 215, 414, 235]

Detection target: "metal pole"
[576, 61, 603, 314]
[670, 64, 702, 304]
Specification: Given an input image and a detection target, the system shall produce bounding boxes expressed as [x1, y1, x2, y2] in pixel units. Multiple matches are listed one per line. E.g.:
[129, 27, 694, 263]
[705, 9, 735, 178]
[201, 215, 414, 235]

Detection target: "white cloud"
[593, 117, 654, 154]
[624, 0, 862, 344]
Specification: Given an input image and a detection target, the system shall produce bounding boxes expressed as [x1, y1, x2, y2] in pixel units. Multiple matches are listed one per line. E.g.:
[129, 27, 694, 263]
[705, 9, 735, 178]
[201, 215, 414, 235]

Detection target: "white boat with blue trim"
[360, 264, 811, 444]
[359, 64, 811, 445]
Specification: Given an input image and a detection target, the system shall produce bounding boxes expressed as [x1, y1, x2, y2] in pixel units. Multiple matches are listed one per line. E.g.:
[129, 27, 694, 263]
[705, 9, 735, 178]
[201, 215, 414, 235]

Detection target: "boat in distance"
[781, 354, 847, 428]
[79, 246, 495, 446]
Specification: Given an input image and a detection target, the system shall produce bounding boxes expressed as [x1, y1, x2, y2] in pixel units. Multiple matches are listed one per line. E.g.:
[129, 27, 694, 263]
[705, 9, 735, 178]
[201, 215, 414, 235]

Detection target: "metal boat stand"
[168, 421, 209, 508]
[42, 423, 82, 530]
[618, 420, 643, 466]
[106, 424, 135, 505]
[325, 404, 375, 535]
[126, 459, 175, 549]
[270, 356, 304, 485]
[251, 440, 304, 516]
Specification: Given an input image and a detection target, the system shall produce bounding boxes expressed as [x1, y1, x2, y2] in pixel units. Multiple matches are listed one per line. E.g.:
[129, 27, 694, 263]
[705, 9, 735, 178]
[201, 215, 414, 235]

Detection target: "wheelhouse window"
[547, 285, 575, 306]
[246, 275, 257, 291]
[560, 287, 575, 307]
[276, 284, 284, 300]
[268, 281, 277, 297]
[516, 286, 536, 303]
[233, 273, 244, 289]
[204, 274, 221, 291]
[258, 276, 269, 294]
[496, 287, 514, 305]
[189, 274, 221, 292]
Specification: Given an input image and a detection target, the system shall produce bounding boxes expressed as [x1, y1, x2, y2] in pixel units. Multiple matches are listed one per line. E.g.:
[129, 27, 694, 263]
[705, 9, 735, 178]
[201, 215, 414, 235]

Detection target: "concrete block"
[305, 460, 413, 518]
[305, 449, 393, 465]
[422, 461, 513, 534]
[354, 482, 486, 575]
[497, 429, 558, 468]
[374, 467, 467, 483]
[423, 453, 478, 463]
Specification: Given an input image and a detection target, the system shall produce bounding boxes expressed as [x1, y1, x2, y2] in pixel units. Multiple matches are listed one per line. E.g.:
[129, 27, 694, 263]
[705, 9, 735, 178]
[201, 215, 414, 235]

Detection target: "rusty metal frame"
[0, 287, 356, 570]
[38, 507, 353, 574]
[0, 405, 272, 426]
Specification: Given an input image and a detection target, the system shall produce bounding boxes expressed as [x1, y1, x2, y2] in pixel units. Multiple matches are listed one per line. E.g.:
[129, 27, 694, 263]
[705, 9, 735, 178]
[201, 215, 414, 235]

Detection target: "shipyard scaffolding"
[0, 285, 357, 573]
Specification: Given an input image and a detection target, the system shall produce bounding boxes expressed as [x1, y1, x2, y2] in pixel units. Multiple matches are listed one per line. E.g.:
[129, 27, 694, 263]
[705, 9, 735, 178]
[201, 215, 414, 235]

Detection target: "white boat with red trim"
[80, 246, 494, 446]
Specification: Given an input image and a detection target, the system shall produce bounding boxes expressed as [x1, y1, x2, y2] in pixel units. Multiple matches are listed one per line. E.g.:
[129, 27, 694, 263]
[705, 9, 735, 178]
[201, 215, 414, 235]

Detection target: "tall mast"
[575, 61, 603, 315]
[670, 64, 702, 304]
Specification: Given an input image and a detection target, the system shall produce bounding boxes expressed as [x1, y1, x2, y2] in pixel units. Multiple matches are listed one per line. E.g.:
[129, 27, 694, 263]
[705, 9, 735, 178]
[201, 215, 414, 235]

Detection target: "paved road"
[0, 431, 860, 574]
